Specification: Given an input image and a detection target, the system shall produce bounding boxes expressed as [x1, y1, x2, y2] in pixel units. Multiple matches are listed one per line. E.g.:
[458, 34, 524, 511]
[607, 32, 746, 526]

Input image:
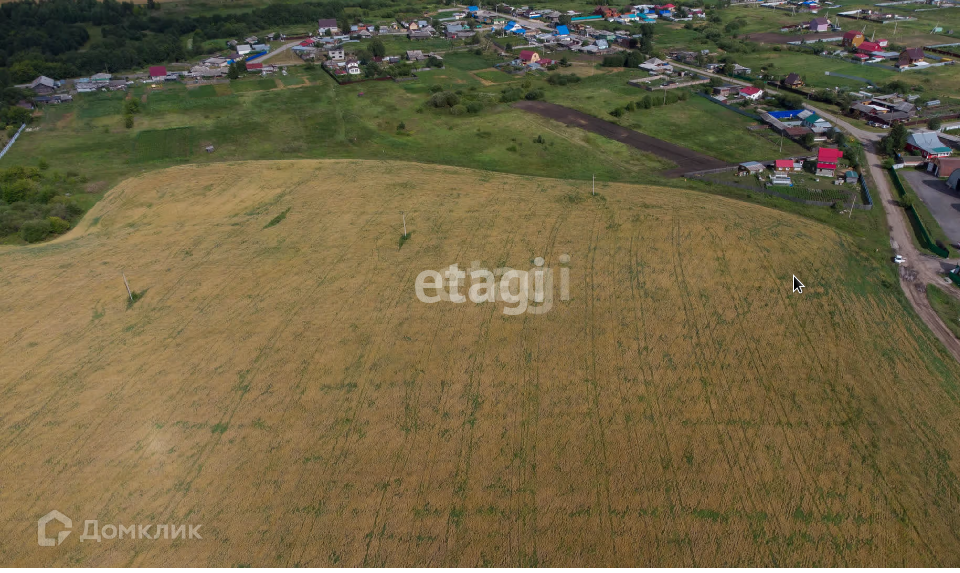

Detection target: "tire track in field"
[603, 215, 659, 563]
[625, 224, 691, 566]
[360, 219, 486, 567]
[581, 208, 618, 560]
[281, 192, 470, 566]
[703, 223, 824, 565]
[742, 216, 940, 563]
[673, 218, 775, 564]
[670, 216, 765, 567]
[435, 232, 522, 566]
[137, 182, 407, 547]
[510, 209, 567, 566]
[3, 171, 308, 512]
[395, 208, 507, 565]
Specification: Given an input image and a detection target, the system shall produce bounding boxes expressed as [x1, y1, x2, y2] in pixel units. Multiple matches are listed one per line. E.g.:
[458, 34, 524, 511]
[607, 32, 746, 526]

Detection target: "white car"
[894, 255, 906, 264]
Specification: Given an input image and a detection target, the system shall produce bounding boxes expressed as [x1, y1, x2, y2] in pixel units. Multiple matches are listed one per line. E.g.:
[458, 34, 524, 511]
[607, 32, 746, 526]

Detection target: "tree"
[124, 114, 134, 129]
[928, 117, 942, 131]
[371, 38, 386, 58]
[801, 132, 815, 147]
[227, 61, 240, 80]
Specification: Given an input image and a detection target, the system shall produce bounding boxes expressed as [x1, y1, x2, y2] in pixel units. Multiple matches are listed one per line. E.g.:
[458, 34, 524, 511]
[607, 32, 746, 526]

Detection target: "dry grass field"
[2, 160, 960, 566]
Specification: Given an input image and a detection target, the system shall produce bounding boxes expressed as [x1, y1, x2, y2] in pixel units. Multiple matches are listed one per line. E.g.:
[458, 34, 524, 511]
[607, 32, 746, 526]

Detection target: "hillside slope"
[2, 160, 960, 566]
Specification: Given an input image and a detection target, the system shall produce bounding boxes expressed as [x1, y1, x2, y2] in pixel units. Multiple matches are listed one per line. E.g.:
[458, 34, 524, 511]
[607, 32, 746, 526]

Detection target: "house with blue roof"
[555, 24, 569, 35]
[468, 5, 479, 12]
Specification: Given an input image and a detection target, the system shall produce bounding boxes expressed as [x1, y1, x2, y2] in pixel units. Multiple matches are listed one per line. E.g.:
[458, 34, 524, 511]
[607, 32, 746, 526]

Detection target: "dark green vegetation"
[0, 164, 91, 243]
[927, 284, 960, 341]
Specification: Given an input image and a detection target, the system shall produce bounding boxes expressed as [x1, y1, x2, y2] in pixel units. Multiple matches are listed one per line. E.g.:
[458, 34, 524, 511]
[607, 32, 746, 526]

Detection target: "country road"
[672, 60, 960, 361]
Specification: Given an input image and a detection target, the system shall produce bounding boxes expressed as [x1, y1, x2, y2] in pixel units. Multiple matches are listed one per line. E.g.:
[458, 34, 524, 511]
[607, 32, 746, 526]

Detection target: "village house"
[237, 44, 253, 55]
[738, 161, 765, 176]
[712, 84, 739, 97]
[809, 17, 830, 32]
[518, 50, 541, 64]
[318, 18, 339, 35]
[405, 50, 427, 61]
[897, 47, 925, 68]
[148, 66, 167, 82]
[816, 147, 843, 177]
[906, 131, 952, 159]
[781, 73, 804, 88]
[327, 47, 345, 60]
[739, 86, 764, 101]
[774, 159, 803, 172]
[842, 30, 864, 47]
[28, 76, 56, 95]
[640, 57, 672, 73]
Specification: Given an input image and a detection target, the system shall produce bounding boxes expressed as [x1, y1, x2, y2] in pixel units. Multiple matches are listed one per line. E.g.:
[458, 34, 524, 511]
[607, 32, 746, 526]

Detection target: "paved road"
[512, 100, 730, 175]
[900, 168, 960, 244]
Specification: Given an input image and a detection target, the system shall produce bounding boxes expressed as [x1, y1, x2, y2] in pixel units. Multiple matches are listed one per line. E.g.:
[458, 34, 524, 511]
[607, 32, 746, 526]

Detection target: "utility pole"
[592, 174, 595, 195]
[849, 187, 856, 218]
[779, 132, 784, 153]
[121, 271, 133, 302]
[401, 211, 407, 236]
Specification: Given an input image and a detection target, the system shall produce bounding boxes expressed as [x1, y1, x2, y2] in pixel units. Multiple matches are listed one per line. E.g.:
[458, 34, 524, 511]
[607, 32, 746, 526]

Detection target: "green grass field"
[134, 127, 196, 161]
[187, 84, 219, 98]
[928, 284, 960, 340]
[230, 78, 279, 92]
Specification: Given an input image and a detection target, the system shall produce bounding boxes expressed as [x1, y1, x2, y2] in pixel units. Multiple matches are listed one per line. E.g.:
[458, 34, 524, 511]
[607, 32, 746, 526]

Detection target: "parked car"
[894, 255, 906, 264]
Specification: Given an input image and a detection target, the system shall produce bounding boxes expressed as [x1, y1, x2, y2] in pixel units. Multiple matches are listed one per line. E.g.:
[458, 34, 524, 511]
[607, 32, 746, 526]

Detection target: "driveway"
[900, 167, 960, 244]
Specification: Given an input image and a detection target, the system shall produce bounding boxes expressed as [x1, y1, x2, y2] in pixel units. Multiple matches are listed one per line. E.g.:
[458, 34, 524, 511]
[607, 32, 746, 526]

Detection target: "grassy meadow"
[2, 160, 960, 566]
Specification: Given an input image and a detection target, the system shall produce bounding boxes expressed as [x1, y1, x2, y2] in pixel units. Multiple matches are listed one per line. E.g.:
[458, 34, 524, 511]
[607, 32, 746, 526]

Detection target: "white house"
[739, 86, 764, 100]
[237, 44, 253, 55]
[327, 47, 345, 60]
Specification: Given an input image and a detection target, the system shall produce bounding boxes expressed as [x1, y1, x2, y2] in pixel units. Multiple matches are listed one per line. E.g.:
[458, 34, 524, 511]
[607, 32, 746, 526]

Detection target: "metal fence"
[0, 123, 26, 163]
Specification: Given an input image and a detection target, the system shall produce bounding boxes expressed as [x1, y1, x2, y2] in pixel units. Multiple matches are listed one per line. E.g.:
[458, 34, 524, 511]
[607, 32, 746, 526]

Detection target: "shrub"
[626, 101, 636, 112]
[466, 102, 483, 113]
[500, 87, 524, 103]
[429, 84, 444, 93]
[449, 104, 467, 116]
[610, 107, 624, 118]
[20, 218, 51, 242]
[48, 216, 70, 234]
[524, 89, 544, 101]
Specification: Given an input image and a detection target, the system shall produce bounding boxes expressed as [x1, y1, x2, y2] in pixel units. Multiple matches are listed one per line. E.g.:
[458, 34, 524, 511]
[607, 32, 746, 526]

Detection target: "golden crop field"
[2, 160, 960, 566]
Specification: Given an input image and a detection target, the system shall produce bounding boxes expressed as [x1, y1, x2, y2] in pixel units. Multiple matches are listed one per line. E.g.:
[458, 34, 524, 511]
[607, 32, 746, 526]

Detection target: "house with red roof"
[842, 30, 864, 47]
[857, 41, 883, 54]
[774, 159, 802, 172]
[148, 66, 167, 81]
[519, 50, 540, 64]
[594, 5, 618, 17]
[739, 86, 764, 101]
[816, 147, 843, 177]
[246, 62, 263, 71]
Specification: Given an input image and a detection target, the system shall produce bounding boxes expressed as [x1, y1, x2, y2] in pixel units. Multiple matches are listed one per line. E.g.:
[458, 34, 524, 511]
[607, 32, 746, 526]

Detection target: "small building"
[774, 159, 802, 172]
[712, 84, 739, 97]
[906, 131, 952, 159]
[843, 170, 859, 183]
[739, 86, 764, 101]
[782, 73, 804, 88]
[318, 19, 339, 34]
[640, 57, 672, 73]
[897, 47, 925, 68]
[406, 50, 426, 61]
[237, 44, 253, 55]
[148, 66, 167, 81]
[842, 30, 864, 47]
[28, 76, 56, 95]
[327, 47, 345, 60]
[519, 50, 541, 64]
[857, 41, 883, 54]
[816, 147, 843, 177]
[770, 175, 793, 187]
[809, 17, 830, 32]
[738, 161, 765, 176]
[246, 62, 263, 71]
[929, 157, 960, 178]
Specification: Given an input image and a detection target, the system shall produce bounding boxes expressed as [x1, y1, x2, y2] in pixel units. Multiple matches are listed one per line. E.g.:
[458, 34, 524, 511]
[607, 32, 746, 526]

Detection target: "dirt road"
[807, 105, 960, 361]
[512, 100, 730, 176]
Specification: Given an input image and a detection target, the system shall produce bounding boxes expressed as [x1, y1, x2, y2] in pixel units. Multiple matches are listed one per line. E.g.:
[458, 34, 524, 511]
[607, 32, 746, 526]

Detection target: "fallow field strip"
[1, 160, 960, 566]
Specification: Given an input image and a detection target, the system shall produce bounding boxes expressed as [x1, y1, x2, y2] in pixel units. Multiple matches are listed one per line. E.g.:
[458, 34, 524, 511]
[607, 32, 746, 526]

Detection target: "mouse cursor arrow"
[793, 275, 805, 294]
